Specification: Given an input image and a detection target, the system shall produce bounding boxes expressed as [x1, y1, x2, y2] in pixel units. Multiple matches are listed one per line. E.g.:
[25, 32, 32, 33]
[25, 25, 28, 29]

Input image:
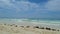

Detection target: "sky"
[0, 0, 60, 19]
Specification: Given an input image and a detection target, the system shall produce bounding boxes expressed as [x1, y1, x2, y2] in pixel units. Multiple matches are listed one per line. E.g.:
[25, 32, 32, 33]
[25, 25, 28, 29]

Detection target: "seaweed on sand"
[26, 26, 30, 28]
[45, 27, 51, 30]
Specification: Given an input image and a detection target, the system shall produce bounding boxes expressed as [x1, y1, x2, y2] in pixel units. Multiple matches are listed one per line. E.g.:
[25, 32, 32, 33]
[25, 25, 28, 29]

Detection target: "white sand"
[0, 24, 60, 34]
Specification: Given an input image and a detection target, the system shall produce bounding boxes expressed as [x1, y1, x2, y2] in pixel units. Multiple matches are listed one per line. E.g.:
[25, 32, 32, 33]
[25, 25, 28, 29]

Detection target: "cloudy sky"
[0, 0, 60, 18]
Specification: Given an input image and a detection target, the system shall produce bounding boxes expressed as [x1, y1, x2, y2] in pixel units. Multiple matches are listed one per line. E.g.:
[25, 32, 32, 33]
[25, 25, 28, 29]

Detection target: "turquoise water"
[0, 18, 60, 29]
[0, 18, 60, 24]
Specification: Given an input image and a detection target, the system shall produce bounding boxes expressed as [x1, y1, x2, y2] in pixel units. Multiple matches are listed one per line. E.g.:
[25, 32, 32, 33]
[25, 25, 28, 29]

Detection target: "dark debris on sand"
[34, 26, 39, 28]
[45, 27, 51, 30]
[33, 26, 60, 31]
[26, 26, 30, 28]
[2, 24, 60, 32]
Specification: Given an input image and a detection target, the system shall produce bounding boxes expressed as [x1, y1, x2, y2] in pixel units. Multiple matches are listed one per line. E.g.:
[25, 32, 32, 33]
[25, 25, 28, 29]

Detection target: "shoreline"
[0, 22, 60, 29]
[0, 18, 60, 30]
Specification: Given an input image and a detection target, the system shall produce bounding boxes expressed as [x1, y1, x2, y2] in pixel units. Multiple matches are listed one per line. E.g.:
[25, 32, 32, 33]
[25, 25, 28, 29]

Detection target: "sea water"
[0, 18, 60, 29]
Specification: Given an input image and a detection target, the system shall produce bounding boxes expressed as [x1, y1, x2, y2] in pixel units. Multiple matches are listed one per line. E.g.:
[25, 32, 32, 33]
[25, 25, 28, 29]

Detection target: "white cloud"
[45, 0, 60, 11]
[0, 0, 41, 12]
[0, 0, 60, 12]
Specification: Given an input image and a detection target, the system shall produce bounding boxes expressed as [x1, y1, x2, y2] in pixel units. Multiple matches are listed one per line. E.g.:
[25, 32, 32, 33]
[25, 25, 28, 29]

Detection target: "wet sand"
[0, 24, 60, 34]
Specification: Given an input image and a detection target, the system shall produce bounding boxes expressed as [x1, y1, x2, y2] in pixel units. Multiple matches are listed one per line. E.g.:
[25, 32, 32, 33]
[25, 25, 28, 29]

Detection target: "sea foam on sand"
[0, 24, 60, 34]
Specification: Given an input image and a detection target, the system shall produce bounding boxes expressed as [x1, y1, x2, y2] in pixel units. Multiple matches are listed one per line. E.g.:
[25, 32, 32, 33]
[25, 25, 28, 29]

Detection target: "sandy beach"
[0, 24, 60, 34]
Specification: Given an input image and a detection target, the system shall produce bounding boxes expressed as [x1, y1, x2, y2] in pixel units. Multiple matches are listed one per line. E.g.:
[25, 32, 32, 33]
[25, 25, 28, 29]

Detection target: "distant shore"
[0, 23, 60, 34]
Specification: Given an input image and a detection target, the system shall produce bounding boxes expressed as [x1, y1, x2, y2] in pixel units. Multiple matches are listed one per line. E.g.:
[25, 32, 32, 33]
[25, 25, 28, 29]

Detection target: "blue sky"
[0, 0, 60, 18]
